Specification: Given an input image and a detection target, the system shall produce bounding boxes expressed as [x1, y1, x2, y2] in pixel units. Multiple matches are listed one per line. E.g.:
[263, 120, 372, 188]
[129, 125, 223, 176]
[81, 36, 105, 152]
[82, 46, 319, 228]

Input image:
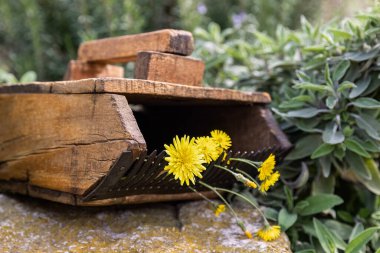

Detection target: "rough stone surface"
[0, 194, 291, 252]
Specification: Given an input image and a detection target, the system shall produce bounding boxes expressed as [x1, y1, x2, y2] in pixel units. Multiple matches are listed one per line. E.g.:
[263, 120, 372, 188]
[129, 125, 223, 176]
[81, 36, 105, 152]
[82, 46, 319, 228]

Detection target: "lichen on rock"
[0, 194, 291, 252]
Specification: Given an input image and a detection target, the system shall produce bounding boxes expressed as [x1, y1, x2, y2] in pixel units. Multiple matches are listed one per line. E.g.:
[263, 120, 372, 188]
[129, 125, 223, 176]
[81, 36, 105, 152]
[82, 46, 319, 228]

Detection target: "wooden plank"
[0, 78, 271, 104]
[134, 51, 204, 86]
[0, 94, 146, 195]
[97, 78, 272, 104]
[63, 60, 124, 80]
[78, 29, 194, 63]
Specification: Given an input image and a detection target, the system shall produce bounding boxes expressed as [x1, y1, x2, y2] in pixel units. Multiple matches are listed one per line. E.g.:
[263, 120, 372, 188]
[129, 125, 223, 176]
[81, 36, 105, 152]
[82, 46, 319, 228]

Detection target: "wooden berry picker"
[0, 29, 291, 207]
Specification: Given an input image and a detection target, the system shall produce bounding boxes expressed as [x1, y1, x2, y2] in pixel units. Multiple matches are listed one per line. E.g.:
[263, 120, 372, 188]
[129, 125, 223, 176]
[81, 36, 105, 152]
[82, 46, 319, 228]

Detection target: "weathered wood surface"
[0, 94, 145, 195]
[64, 60, 124, 80]
[0, 78, 271, 104]
[134, 51, 204, 86]
[78, 29, 194, 63]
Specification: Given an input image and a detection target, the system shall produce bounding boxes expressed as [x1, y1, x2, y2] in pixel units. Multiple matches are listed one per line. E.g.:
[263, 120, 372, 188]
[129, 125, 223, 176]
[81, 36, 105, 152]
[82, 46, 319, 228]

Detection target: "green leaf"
[291, 95, 313, 103]
[329, 28, 353, 40]
[326, 96, 338, 109]
[303, 55, 326, 70]
[325, 63, 333, 87]
[325, 219, 353, 240]
[345, 139, 371, 158]
[346, 227, 380, 253]
[345, 151, 371, 180]
[286, 135, 322, 160]
[322, 122, 345, 144]
[263, 207, 279, 221]
[337, 210, 354, 223]
[333, 60, 350, 81]
[337, 81, 356, 93]
[311, 143, 335, 159]
[348, 222, 364, 242]
[278, 208, 298, 231]
[354, 114, 380, 141]
[287, 108, 327, 118]
[296, 194, 343, 216]
[320, 156, 332, 177]
[19, 71, 37, 83]
[349, 76, 371, 98]
[295, 250, 316, 253]
[293, 82, 333, 93]
[345, 46, 380, 62]
[313, 218, 336, 253]
[312, 175, 335, 195]
[357, 159, 380, 195]
[284, 186, 294, 210]
[279, 100, 305, 109]
[351, 97, 380, 109]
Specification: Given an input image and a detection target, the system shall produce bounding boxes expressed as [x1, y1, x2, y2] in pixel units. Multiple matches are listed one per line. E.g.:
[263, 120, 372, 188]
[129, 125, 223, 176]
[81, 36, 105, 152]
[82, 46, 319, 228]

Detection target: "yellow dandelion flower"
[244, 230, 253, 239]
[164, 135, 206, 186]
[244, 180, 258, 189]
[210, 130, 232, 152]
[214, 204, 226, 217]
[259, 171, 280, 192]
[257, 225, 281, 241]
[258, 154, 276, 181]
[195, 136, 220, 164]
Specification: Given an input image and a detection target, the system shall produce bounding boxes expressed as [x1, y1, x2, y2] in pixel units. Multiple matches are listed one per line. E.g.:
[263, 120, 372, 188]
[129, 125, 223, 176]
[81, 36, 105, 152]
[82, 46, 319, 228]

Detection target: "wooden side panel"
[64, 60, 124, 80]
[134, 51, 204, 86]
[0, 94, 146, 195]
[78, 29, 194, 63]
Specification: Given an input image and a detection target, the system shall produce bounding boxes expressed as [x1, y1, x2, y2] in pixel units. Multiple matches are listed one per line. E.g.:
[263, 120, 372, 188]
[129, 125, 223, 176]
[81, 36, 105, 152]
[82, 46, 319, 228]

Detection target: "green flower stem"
[235, 168, 260, 186]
[213, 187, 270, 226]
[214, 164, 239, 177]
[215, 164, 260, 187]
[229, 158, 261, 168]
[198, 181, 241, 223]
[188, 185, 216, 207]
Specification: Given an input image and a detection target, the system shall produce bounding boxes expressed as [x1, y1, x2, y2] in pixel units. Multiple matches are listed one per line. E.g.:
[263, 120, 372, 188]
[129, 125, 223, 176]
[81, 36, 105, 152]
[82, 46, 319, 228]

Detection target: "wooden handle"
[78, 29, 194, 63]
[134, 51, 205, 86]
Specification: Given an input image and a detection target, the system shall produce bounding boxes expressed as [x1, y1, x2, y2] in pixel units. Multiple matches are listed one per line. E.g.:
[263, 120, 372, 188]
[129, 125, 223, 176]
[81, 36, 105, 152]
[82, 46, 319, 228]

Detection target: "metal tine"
[139, 151, 167, 186]
[201, 152, 225, 179]
[125, 150, 157, 189]
[228, 151, 242, 169]
[121, 150, 147, 185]
[145, 151, 167, 184]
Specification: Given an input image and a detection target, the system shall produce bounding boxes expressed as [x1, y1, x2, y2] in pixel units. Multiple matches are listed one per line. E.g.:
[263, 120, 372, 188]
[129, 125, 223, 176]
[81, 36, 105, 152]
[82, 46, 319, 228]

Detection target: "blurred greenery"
[0, 0, 321, 82]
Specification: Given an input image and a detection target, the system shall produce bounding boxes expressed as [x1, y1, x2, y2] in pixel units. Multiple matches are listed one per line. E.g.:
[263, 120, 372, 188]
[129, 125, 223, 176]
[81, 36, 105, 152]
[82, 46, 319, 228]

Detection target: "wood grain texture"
[0, 94, 146, 195]
[63, 60, 124, 80]
[134, 51, 204, 86]
[0, 78, 272, 104]
[78, 29, 194, 63]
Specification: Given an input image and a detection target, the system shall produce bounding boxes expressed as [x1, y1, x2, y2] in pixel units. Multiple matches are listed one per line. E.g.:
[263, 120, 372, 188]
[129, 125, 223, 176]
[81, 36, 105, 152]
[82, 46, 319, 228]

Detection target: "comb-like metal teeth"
[82, 146, 290, 202]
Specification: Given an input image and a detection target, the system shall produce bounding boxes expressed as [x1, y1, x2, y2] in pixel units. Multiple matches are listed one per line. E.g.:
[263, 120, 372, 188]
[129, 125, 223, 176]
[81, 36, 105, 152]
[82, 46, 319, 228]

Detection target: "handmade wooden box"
[0, 30, 291, 206]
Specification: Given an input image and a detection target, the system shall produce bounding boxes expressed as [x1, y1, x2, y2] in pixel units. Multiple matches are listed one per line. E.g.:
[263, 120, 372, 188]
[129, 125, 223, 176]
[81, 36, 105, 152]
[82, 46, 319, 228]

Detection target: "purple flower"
[232, 12, 247, 28]
[197, 3, 207, 15]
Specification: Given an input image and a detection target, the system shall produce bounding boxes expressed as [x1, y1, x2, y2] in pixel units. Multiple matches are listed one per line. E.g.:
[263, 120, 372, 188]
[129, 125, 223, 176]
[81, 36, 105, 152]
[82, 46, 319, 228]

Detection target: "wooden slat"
[63, 60, 124, 80]
[0, 78, 271, 104]
[134, 51, 204, 86]
[78, 29, 194, 63]
[0, 94, 145, 195]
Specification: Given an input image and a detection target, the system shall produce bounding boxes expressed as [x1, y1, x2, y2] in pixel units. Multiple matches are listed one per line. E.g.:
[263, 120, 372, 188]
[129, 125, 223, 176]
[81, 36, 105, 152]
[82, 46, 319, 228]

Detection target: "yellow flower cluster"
[257, 154, 280, 192]
[214, 204, 226, 217]
[164, 130, 231, 186]
[256, 225, 281, 241]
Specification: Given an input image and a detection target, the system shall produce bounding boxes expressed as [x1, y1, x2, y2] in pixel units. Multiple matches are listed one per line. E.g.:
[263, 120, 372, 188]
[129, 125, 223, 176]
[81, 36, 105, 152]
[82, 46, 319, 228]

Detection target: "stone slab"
[0, 194, 291, 252]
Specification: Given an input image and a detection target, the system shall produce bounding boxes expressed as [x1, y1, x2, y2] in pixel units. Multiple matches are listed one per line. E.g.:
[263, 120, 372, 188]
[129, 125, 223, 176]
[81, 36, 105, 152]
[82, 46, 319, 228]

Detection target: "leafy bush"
[196, 5, 380, 252]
